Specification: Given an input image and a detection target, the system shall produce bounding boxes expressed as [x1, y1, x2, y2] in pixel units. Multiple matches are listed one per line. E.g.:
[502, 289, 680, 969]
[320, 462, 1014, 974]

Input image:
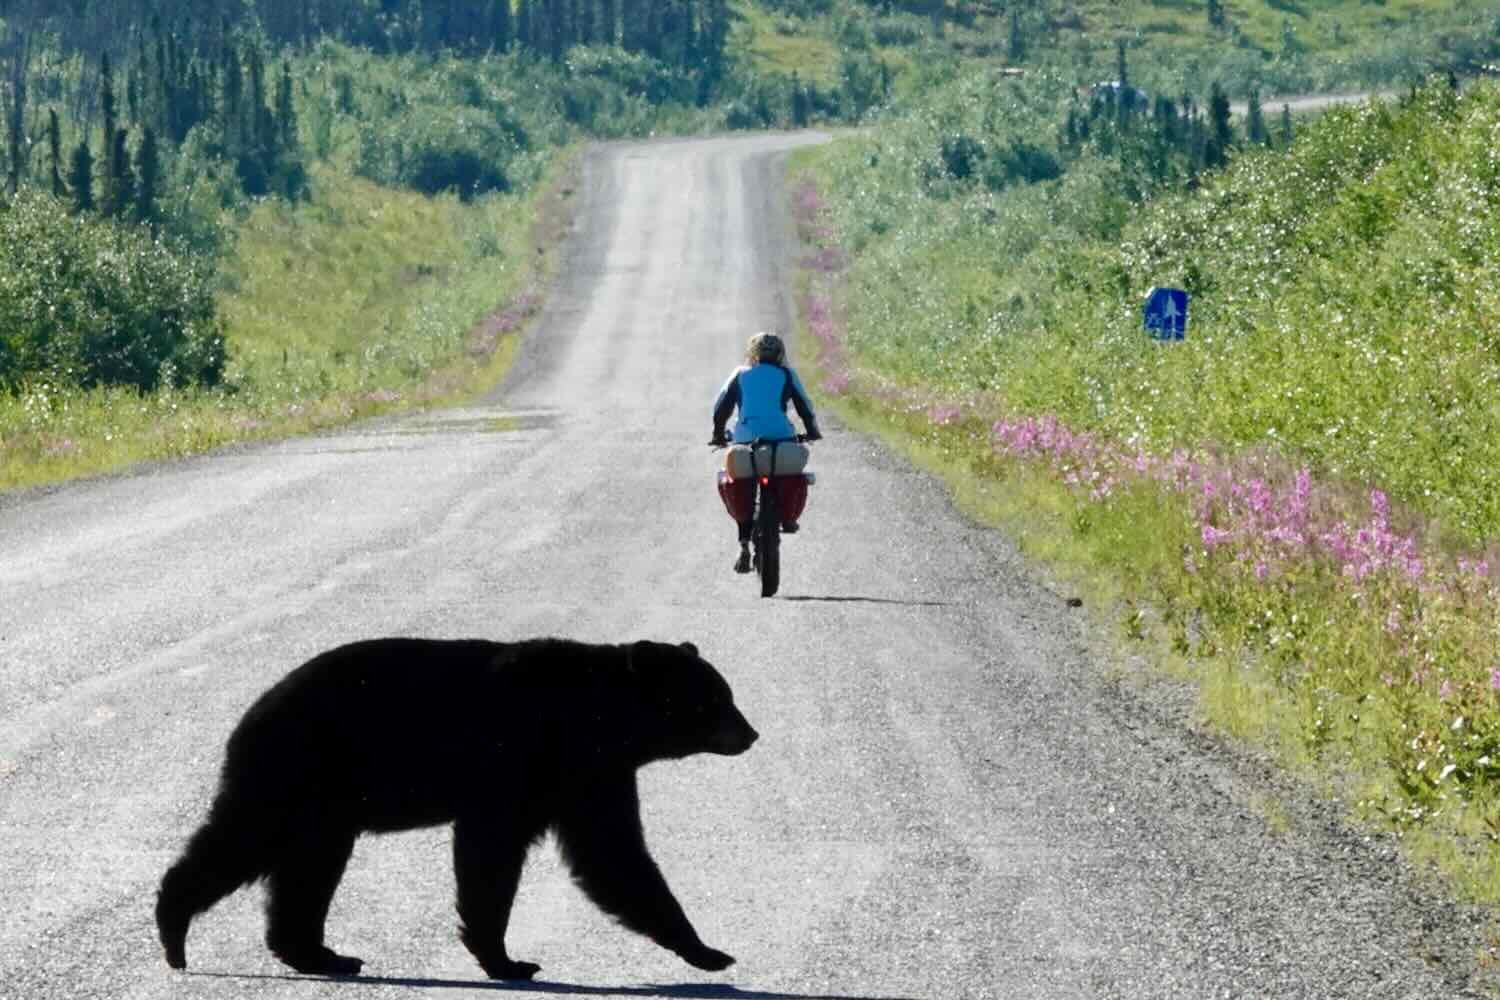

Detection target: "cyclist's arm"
[784, 368, 822, 439]
[711, 369, 743, 442]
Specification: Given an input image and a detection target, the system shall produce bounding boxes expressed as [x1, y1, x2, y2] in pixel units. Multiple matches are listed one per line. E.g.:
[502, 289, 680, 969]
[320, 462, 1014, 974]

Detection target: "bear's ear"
[679, 641, 700, 657]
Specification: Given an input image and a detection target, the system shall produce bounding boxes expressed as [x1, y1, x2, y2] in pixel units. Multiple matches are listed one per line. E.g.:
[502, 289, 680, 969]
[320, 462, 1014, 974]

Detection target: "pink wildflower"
[1201, 524, 1232, 549]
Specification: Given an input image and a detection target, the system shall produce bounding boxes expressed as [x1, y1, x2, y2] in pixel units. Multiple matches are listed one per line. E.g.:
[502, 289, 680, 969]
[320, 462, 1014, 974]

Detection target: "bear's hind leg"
[265, 826, 363, 977]
[453, 816, 540, 980]
[157, 814, 268, 970]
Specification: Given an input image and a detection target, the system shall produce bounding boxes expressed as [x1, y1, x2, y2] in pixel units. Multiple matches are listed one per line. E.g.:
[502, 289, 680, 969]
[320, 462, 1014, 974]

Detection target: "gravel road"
[0, 131, 1489, 999]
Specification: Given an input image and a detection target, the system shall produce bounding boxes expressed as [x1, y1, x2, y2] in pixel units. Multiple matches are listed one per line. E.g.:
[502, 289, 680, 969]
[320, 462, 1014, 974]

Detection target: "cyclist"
[710, 332, 822, 574]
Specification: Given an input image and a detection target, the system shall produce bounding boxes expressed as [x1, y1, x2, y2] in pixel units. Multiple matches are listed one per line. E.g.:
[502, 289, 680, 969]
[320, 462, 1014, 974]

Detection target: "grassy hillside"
[744, 0, 1500, 96]
[794, 75, 1500, 899]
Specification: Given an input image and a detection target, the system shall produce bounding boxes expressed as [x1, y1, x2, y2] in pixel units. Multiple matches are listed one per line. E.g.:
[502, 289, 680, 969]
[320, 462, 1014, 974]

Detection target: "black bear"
[155, 637, 758, 979]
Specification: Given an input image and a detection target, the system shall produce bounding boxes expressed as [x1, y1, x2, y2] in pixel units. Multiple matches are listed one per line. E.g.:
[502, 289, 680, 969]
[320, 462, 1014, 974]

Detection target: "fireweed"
[794, 171, 1500, 838]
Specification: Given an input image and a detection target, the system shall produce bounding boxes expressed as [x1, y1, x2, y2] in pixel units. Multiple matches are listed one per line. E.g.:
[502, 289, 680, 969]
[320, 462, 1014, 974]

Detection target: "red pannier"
[717, 471, 810, 524]
[777, 474, 809, 523]
[717, 471, 756, 522]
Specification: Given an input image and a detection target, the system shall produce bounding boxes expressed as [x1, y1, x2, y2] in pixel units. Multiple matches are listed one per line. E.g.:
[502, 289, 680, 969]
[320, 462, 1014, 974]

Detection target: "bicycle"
[711, 435, 814, 598]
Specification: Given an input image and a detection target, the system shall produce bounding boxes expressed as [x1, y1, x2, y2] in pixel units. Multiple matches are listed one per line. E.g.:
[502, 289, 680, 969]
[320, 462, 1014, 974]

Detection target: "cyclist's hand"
[709, 433, 729, 448]
[802, 430, 823, 443]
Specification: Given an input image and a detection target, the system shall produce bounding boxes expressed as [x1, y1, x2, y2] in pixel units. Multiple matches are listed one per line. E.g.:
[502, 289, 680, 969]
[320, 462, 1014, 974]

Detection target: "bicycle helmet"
[746, 332, 786, 365]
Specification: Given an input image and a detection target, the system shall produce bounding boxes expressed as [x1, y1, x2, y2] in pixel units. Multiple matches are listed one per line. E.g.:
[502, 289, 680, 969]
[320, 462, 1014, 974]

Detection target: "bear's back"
[216, 637, 627, 831]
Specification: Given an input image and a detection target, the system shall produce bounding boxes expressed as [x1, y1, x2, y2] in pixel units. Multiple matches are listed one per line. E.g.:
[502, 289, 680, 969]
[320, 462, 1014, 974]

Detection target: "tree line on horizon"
[0, 1, 733, 73]
[0, 1, 740, 220]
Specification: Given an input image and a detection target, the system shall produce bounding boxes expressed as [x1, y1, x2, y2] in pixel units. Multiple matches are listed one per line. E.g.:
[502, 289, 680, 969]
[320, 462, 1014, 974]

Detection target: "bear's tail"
[156, 807, 269, 969]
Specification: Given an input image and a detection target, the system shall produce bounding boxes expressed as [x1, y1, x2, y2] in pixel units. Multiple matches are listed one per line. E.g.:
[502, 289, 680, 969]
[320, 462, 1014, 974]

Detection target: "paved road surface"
[0, 133, 1485, 999]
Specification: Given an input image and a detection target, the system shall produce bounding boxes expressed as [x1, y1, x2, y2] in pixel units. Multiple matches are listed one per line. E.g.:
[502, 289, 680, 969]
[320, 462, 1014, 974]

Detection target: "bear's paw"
[681, 945, 735, 972]
[480, 957, 542, 981]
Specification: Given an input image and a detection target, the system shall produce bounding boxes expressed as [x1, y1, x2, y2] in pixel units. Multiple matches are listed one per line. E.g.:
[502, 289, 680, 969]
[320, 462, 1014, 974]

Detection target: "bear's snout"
[712, 713, 759, 755]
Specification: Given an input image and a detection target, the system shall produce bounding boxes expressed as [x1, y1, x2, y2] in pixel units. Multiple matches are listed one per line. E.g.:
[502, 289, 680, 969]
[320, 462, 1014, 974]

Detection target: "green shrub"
[0, 191, 223, 392]
[356, 90, 527, 199]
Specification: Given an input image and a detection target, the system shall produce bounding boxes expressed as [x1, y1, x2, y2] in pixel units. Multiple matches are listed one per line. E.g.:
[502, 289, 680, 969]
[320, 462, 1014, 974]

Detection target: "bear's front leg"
[453, 817, 540, 980]
[555, 778, 736, 972]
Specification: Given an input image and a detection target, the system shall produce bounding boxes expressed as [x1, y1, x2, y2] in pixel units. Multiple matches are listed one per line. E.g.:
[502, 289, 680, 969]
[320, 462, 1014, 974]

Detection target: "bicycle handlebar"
[708, 434, 817, 448]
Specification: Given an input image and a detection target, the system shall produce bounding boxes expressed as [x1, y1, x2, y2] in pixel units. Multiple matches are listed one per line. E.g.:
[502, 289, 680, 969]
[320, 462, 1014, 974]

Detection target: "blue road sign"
[1143, 287, 1189, 341]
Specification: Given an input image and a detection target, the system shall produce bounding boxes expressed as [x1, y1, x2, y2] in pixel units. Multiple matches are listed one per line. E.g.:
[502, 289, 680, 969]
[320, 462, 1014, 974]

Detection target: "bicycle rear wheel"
[756, 483, 781, 598]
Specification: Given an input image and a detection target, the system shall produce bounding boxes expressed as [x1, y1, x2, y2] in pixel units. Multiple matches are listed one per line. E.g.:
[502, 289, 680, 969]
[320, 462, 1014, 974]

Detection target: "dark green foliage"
[100, 52, 118, 208]
[1206, 81, 1232, 166]
[356, 78, 526, 199]
[939, 133, 982, 179]
[104, 127, 135, 218]
[986, 140, 1061, 189]
[838, 53, 888, 120]
[0, 190, 224, 391]
[1006, 9, 1025, 63]
[68, 138, 94, 212]
[491, 0, 513, 52]
[791, 71, 811, 127]
[275, 60, 296, 152]
[517, 0, 535, 51]
[4, 31, 27, 195]
[47, 108, 65, 197]
[134, 126, 159, 223]
[1246, 89, 1269, 145]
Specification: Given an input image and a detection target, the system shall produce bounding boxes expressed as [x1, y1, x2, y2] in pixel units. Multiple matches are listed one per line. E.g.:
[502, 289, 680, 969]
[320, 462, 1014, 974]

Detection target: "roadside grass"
[0, 152, 577, 493]
[785, 128, 1500, 911]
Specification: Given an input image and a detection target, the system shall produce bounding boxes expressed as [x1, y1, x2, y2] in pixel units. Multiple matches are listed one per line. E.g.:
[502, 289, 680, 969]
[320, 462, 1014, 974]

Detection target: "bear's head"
[627, 641, 759, 762]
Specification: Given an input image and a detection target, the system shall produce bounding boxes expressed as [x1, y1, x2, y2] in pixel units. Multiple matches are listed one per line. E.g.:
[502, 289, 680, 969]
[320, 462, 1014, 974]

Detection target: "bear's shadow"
[186, 971, 917, 1000]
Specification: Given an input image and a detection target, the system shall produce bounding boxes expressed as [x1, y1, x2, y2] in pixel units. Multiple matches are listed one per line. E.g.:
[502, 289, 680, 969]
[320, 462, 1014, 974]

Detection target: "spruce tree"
[68, 138, 95, 212]
[275, 60, 297, 152]
[1245, 89, 1269, 146]
[1116, 39, 1133, 123]
[1206, 81, 1233, 167]
[106, 127, 135, 218]
[596, 0, 615, 46]
[5, 73, 22, 195]
[221, 42, 244, 158]
[135, 126, 159, 225]
[1006, 9, 1025, 62]
[575, 0, 594, 45]
[48, 108, 65, 198]
[791, 71, 809, 127]
[491, 0, 513, 51]
[100, 53, 118, 214]
[545, 0, 565, 61]
[516, 0, 534, 53]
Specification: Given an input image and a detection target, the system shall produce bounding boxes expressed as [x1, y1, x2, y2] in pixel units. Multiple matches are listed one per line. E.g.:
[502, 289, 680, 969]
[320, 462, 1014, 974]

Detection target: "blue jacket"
[712, 363, 821, 444]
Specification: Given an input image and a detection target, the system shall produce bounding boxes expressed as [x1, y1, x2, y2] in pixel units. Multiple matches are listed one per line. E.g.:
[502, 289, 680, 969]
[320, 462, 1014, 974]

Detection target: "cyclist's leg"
[734, 520, 753, 573]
